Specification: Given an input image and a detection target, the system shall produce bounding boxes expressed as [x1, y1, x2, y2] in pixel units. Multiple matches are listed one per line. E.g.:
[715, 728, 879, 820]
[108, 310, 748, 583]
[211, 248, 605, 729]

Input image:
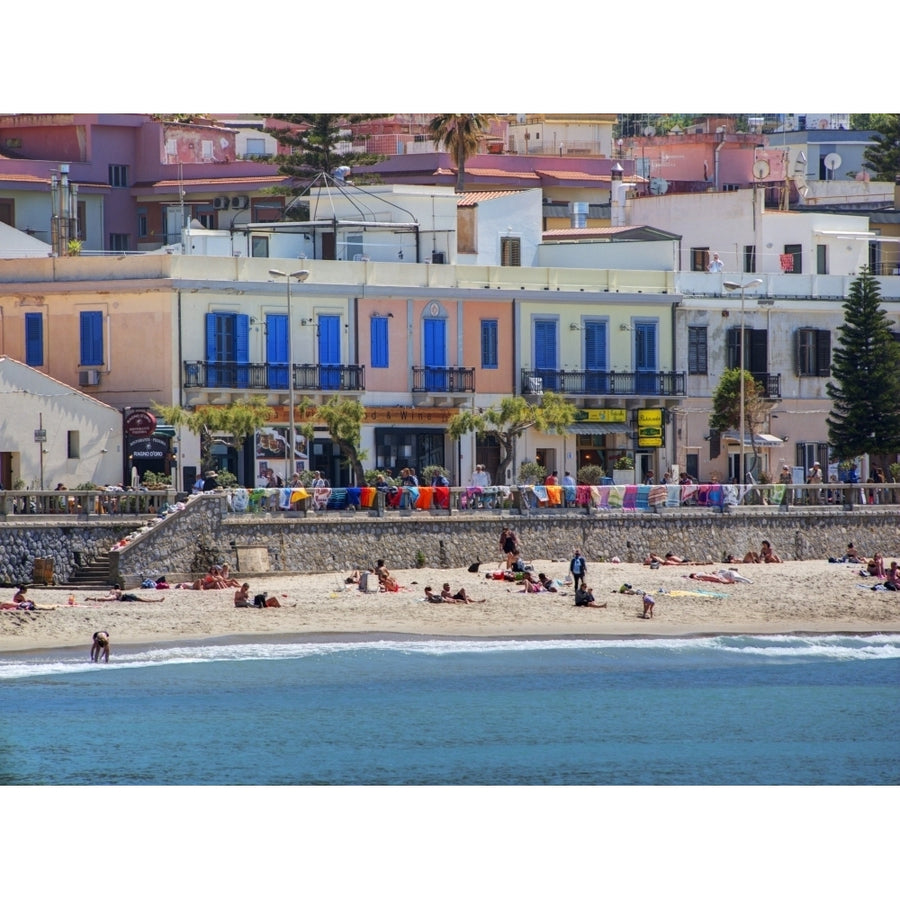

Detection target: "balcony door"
[634, 321, 658, 394]
[318, 315, 342, 389]
[584, 320, 608, 394]
[424, 317, 447, 390]
[534, 318, 558, 391]
[206, 312, 249, 388]
[266, 313, 289, 389]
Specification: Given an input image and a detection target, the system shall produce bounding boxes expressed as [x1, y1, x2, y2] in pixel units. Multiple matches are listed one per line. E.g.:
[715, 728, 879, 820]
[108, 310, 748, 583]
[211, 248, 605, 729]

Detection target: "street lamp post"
[723, 278, 763, 487]
[268, 268, 310, 480]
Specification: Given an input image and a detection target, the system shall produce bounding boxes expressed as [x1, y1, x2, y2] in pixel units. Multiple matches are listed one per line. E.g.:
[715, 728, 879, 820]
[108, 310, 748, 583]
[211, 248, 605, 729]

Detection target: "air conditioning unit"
[79, 369, 101, 387]
[231, 195, 249, 210]
[213, 196, 230, 210]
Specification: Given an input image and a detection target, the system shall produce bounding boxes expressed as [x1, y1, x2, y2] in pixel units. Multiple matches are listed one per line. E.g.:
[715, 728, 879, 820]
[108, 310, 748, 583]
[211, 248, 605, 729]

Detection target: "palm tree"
[428, 115, 491, 193]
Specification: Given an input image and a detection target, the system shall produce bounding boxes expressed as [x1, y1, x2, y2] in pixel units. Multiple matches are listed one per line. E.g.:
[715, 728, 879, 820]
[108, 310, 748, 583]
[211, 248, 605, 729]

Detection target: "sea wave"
[2, 632, 899, 680]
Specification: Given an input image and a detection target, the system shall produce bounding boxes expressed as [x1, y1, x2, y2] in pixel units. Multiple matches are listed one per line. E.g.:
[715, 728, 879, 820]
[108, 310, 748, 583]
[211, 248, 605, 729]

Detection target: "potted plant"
[612, 455, 635, 485]
[576, 464, 605, 486]
[517, 461, 546, 485]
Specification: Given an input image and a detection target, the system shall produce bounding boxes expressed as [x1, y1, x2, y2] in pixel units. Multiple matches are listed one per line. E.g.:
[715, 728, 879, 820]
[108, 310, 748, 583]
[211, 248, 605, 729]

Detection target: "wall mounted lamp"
[619, 323, 632, 331]
[370, 312, 394, 318]
[569, 323, 581, 331]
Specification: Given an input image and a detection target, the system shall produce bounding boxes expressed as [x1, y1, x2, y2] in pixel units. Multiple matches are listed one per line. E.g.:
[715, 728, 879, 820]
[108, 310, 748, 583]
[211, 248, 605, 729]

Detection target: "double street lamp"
[723, 278, 763, 485]
[268, 268, 310, 479]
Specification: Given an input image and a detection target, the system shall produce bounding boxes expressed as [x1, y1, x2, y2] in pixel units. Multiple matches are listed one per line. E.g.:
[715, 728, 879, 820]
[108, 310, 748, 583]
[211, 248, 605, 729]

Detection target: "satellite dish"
[752, 159, 770, 180]
[649, 177, 669, 195]
[643, 126, 656, 137]
[824, 152, 842, 171]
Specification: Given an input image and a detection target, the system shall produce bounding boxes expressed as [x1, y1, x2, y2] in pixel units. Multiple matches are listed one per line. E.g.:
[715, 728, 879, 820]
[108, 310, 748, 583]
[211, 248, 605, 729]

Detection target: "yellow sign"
[575, 408, 628, 423]
[637, 409, 663, 447]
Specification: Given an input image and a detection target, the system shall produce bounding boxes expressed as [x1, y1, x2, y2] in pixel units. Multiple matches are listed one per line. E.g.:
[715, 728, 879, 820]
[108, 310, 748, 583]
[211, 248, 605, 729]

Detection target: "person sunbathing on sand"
[441, 583, 484, 604]
[85, 586, 163, 603]
[375, 559, 400, 592]
[645, 553, 710, 566]
[234, 583, 252, 607]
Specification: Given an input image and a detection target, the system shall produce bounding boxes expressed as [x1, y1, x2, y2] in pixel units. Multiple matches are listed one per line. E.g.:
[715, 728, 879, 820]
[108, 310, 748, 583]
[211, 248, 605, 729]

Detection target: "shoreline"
[3, 558, 899, 654]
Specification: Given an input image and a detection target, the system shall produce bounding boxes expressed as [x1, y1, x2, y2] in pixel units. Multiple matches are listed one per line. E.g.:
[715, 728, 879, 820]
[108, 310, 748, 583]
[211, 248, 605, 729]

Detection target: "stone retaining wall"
[110, 496, 900, 583]
[3, 496, 899, 586]
[0, 522, 134, 586]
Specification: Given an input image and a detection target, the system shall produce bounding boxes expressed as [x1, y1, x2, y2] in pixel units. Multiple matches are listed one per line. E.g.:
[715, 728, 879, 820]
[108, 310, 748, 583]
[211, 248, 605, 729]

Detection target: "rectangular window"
[783, 243, 802, 274]
[688, 325, 708, 375]
[67, 431, 80, 459]
[201, 140, 213, 159]
[25, 312, 43, 367]
[797, 442, 829, 471]
[109, 233, 129, 252]
[371, 316, 389, 368]
[346, 233, 364, 261]
[816, 244, 828, 275]
[76, 201, 86, 243]
[691, 247, 710, 272]
[79, 311, 104, 366]
[250, 235, 269, 257]
[108, 164, 128, 187]
[500, 236, 521, 266]
[743, 245, 757, 274]
[0, 198, 14, 226]
[726, 327, 767, 376]
[137, 210, 148, 238]
[245, 137, 266, 156]
[480, 319, 498, 369]
[796, 328, 831, 376]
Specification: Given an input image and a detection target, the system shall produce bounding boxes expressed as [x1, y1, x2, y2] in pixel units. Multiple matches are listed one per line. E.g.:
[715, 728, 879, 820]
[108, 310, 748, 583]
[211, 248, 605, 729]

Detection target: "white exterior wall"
[536, 239, 677, 271]
[630, 190, 877, 276]
[0, 358, 123, 489]
[468, 189, 543, 267]
[2, 191, 105, 253]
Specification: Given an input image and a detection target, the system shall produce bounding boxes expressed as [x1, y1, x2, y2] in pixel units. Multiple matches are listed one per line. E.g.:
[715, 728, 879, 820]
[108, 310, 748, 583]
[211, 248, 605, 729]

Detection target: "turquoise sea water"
[1, 634, 898, 786]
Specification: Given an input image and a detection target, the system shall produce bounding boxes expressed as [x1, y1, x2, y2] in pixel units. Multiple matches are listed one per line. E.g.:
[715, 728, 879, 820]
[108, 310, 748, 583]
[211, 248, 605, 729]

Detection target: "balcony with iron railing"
[183, 361, 365, 392]
[411, 366, 476, 393]
[520, 369, 686, 397]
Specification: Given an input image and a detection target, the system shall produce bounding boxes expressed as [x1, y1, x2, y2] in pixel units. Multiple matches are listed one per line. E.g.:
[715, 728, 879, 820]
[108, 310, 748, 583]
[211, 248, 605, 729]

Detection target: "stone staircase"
[65, 551, 114, 589]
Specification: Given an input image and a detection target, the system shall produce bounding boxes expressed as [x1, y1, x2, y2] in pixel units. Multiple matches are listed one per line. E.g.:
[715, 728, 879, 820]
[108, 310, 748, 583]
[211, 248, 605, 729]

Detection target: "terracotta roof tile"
[456, 190, 526, 206]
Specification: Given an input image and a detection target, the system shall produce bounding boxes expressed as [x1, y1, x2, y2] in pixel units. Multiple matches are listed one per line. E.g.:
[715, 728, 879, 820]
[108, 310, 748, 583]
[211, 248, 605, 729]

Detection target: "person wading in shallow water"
[91, 631, 110, 663]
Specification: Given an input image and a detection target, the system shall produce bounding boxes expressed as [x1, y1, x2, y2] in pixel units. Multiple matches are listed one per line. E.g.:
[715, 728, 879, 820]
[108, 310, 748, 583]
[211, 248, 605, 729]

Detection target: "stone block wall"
[3, 497, 898, 586]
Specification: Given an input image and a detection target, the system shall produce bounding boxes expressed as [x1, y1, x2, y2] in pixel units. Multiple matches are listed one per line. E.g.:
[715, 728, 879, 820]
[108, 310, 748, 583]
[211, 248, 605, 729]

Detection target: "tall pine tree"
[860, 113, 900, 181]
[264, 114, 386, 212]
[826, 267, 900, 460]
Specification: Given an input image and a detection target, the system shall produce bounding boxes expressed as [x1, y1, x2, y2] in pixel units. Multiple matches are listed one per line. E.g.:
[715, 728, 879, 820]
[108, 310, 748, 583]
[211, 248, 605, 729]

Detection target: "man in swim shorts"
[91, 631, 110, 663]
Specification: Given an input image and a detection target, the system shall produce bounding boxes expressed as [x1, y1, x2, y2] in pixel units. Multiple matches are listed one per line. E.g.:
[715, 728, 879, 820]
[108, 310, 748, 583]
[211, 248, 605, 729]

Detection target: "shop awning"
[723, 431, 784, 447]
[568, 423, 631, 435]
[153, 426, 176, 438]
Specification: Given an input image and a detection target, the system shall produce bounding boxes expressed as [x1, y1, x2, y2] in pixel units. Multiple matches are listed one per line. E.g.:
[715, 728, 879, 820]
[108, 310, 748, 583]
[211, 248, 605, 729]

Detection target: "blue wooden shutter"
[584, 320, 607, 393]
[635, 322, 657, 393]
[25, 312, 43, 367]
[533, 319, 557, 390]
[423, 317, 447, 390]
[267, 313, 289, 389]
[318, 315, 341, 388]
[480, 319, 498, 369]
[235, 314, 250, 388]
[79, 311, 103, 366]
[370, 317, 389, 368]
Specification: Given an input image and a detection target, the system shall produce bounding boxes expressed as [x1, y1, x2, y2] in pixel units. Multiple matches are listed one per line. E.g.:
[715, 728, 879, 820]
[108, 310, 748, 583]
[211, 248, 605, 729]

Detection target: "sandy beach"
[2, 556, 899, 653]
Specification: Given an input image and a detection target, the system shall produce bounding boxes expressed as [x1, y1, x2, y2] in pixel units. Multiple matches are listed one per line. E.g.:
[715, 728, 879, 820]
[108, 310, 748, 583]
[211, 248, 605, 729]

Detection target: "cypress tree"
[826, 267, 900, 460]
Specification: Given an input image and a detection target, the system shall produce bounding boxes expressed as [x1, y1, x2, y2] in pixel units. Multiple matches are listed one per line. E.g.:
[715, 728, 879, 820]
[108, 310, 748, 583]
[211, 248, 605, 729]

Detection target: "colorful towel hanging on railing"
[546, 485, 562, 507]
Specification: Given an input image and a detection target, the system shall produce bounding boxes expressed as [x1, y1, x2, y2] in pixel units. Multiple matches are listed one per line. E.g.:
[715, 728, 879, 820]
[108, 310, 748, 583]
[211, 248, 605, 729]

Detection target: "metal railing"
[184, 361, 365, 392]
[411, 366, 476, 392]
[520, 369, 686, 396]
[219, 482, 900, 517]
[0, 489, 175, 518]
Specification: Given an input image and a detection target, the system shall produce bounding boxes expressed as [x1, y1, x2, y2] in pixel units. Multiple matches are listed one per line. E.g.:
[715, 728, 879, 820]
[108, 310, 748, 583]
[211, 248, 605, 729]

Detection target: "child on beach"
[641, 593, 655, 619]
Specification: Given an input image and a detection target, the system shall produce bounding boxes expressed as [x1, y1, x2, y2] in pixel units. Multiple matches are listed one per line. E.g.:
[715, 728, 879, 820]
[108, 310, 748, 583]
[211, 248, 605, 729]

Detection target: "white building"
[0, 357, 124, 490]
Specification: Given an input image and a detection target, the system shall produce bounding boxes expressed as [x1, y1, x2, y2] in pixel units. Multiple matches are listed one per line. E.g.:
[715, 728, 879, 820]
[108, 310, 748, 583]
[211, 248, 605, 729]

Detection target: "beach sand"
[2, 557, 899, 653]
